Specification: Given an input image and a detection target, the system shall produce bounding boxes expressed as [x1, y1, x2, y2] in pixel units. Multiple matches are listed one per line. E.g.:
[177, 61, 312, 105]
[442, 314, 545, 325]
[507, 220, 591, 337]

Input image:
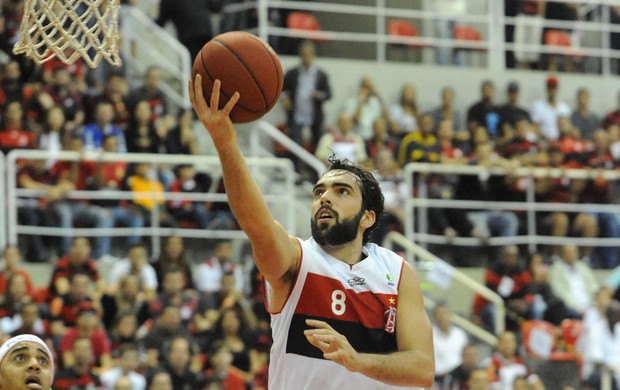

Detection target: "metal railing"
[120, 6, 191, 110]
[214, 0, 620, 75]
[383, 231, 502, 342]
[5, 149, 296, 258]
[404, 163, 620, 254]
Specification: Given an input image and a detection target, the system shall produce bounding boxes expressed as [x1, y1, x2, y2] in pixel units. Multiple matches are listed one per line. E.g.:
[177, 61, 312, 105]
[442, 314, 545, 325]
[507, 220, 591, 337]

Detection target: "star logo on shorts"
[388, 297, 396, 305]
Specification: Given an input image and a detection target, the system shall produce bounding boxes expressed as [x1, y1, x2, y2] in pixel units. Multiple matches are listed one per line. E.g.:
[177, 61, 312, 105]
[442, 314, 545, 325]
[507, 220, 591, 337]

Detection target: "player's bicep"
[396, 262, 433, 355]
[251, 219, 300, 289]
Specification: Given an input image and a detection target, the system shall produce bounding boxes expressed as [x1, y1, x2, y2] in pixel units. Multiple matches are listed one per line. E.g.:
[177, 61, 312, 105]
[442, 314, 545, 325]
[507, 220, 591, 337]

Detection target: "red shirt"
[0, 127, 36, 151]
[0, 268, 34, 295]
[59, 327, 111, 361]
[48, 256, 100, 298]
[204, 367, 246, 390]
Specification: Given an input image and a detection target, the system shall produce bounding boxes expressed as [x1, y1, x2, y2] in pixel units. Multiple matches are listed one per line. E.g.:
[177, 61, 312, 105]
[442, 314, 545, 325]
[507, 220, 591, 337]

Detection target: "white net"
[13, 0, 122, 68]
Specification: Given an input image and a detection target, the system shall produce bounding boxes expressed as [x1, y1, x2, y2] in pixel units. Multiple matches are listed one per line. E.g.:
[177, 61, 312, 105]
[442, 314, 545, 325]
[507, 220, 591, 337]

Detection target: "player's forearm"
[216, 142, 279, 241]
[352, 350, 434, 387]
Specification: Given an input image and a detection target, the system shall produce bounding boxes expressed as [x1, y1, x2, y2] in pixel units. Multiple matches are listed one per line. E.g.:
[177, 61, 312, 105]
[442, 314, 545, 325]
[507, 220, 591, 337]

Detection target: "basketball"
[192, 31, 283, 123]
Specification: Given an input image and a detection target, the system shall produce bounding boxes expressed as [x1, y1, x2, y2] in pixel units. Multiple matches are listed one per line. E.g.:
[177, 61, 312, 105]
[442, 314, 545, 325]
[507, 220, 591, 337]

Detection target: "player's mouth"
[316, 207, 336, 223]
[25, 374, 42, 389]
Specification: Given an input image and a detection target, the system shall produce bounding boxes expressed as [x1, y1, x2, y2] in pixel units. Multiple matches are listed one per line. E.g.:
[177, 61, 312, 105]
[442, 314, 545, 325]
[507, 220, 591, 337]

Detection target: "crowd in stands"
[0, 237, 268, 389]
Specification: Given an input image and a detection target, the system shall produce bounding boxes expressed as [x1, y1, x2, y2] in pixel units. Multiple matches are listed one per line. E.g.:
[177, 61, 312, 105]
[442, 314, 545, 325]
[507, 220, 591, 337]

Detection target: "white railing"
[120, 6, 191, 110]
[215, 0, 620, 75]
[383, 231, 503, 341]
[404, 163, 620, 254]
[5, 149, 296, 257]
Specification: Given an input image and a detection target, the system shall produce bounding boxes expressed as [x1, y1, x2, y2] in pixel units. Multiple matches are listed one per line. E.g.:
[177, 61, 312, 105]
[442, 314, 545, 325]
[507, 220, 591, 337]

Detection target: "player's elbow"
[410, 357, 434, 388]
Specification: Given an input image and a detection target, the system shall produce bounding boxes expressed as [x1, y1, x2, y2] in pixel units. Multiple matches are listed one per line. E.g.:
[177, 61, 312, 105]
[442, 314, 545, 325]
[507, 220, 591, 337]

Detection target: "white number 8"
[331, 289, 346, 315]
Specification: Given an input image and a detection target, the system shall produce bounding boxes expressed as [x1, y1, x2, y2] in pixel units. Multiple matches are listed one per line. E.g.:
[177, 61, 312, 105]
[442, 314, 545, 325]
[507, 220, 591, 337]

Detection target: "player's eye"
[338, 188, 349, 195]
[14, 354, 25, 362]
[313, 189, 324, 198]
[38, 356, 49, 365]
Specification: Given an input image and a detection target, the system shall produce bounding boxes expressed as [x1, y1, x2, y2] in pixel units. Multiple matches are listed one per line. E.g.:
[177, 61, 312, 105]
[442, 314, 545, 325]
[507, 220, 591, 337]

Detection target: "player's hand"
[189, 75, 240, 146]
[304, 319, 360, 372]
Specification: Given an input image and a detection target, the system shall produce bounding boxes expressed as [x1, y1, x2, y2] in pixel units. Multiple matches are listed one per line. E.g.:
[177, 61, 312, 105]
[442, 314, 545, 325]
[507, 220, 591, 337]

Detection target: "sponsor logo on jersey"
[386, 273, 395, 286]
[347, 276, 366, 287]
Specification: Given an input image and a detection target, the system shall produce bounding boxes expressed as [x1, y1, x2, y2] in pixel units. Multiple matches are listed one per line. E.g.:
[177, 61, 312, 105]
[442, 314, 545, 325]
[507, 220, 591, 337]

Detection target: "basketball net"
[13, 0, 122, 68]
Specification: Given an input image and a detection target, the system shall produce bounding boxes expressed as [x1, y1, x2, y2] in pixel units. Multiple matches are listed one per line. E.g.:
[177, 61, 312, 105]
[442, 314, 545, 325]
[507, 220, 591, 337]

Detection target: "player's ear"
[361, 210, 376, 229]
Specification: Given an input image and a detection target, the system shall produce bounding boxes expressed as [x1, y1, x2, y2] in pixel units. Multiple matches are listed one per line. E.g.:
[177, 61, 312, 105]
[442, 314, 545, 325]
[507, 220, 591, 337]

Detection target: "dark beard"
[311, 207, 364, 246]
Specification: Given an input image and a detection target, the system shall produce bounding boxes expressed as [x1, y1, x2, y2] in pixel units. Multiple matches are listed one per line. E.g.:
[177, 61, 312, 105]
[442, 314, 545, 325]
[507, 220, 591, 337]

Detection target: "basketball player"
[189, 76, 434, 389]
[0, 334, 54, 390]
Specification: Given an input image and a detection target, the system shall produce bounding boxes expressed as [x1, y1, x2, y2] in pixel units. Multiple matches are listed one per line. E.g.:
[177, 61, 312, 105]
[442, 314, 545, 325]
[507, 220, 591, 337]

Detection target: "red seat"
[560, 319, 583, 351]
[453, 25, 482, 41]
[287, 12, 330, 43]
[521, 320, 557, 359]
[545, 30, 572, 47]
[387, 19, 425, 48]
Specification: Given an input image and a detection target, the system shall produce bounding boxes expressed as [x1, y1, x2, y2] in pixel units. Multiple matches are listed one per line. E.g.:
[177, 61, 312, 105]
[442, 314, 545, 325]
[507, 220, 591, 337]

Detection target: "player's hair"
[325, 156, 384, 245]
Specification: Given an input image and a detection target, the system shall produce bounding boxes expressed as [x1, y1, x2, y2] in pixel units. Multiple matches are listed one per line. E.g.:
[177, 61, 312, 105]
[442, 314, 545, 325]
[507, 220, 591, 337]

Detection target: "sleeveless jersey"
[266, 238, 422, 390]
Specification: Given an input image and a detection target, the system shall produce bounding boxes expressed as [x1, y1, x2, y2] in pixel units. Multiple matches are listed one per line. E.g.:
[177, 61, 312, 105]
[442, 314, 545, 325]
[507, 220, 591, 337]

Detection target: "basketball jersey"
[266, 238, 422, 390]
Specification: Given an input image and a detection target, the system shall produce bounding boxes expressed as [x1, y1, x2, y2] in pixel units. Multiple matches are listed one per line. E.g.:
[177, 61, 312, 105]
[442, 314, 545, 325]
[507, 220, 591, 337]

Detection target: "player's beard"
[311, 207, 364, 246]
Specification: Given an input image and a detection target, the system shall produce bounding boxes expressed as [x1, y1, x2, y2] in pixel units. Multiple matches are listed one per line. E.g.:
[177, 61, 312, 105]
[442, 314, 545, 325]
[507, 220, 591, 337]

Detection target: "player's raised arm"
[189, 75, 300, 292]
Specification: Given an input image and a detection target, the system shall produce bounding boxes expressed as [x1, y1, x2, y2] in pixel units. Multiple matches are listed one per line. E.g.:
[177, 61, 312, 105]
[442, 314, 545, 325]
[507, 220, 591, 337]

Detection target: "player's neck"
[320, 240, 365, 266]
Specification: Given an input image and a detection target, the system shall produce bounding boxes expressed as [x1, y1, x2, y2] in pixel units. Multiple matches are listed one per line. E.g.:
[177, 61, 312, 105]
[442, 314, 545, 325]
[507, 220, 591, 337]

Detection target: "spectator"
[160, 335, 203, 389]
[315, 111, 368, 165]
[509, 0, 544, 70]
[152, 235, 194, 291]
[213, 307, 258, 383]
[526, 252, 574, 325]
[443, 344, 481, 390]
[155, 0, 221, 61]
[49, 272, 95, 334]
[570, 88, 600, 141]
[195, 240, 245, 295]
[107, 242, 158, 300]
[0, 100, 35, 154]
[88, 73, 130, 129]
[580, 287, 620, 389]
[0, 60, 26, 109]
[164, 108, 199, 155]
[127, 66, 169, 124]
[48, 237, 103, 299]
[0, 273, 33, 335]
[436, 118, 466, 164]
[473, 245, 534, 333]
[100, 273, 149, 332]
[544, 2, 579, 71]
[203, 343, 247, 390]
[534, 144, 598, 258]
[466, 368, 491, 390]
[11, 301, 47, 339]
[142, 305, 192, 368]
[396, 113, 440, 167]
[0, 245, 34, 295]
[483, 330, 545, 390]
[59, 301, 112, 373]
[39, 67, 85, 132]
[430, 86, 464, 134]
[38, 105, 66, 167]
[497, 118, 542, 166]
[466, 80, 501, 139]
[167, 164, 222, 229]
[126, 99, 166, 154]
[54, 337, 103, 389]
[432, 303, 468, 386]
[344, 76, 388, 140]
[125, 162, 176, 228]
[365, 117, 398, 160]
[389, 82, 419, 136]
[549, 244, 599, 317]
[281, 40, 332, 156]
[531, 75, 572, 141]
[82, 99, 127, 152]
[602, 90, 620, 130]
[100, 343, 147, 390]
[148, 371, 173, 390]
[497, 82, 532, 139]
[94, 133, 145, 249]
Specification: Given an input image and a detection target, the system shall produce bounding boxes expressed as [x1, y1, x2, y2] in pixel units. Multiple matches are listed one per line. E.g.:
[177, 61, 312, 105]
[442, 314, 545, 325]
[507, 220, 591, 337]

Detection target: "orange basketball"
[192, 31, 283, 123]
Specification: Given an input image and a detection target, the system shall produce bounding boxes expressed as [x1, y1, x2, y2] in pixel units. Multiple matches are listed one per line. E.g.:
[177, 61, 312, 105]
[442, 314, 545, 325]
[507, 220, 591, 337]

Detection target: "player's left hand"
[304, 319, 359, 371]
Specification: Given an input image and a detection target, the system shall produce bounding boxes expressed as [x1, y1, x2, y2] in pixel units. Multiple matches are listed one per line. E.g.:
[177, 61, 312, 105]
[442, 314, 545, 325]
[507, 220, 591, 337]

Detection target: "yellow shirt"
[127, 175, 164, 210]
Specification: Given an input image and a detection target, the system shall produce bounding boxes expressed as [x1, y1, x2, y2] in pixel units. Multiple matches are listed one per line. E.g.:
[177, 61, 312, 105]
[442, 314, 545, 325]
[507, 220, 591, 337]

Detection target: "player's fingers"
[191, 74, 210, 114]
[222, 92, 240, 117]
[188, 79, 195, 107]
[210, 79, 221, 115]
[306, 319, 334, 331]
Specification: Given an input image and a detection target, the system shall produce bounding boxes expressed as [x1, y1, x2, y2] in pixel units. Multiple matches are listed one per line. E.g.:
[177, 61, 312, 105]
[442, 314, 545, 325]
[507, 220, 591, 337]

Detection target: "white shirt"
[345, 95, 384, 140]
[432, 324, 468, 376]
[100, 367, 146, 390]
[530, 99, 572, 140]
[194, 257, 246, 294]
[294, 65, 318, 126]
[107, 259, 158, 291]
[389, 104, 418, 134]
[315, 133, 367, 164]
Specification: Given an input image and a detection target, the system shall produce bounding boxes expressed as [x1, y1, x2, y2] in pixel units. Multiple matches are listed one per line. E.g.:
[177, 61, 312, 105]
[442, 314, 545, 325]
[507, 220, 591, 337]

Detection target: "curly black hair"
[325, 156, 384, 245]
